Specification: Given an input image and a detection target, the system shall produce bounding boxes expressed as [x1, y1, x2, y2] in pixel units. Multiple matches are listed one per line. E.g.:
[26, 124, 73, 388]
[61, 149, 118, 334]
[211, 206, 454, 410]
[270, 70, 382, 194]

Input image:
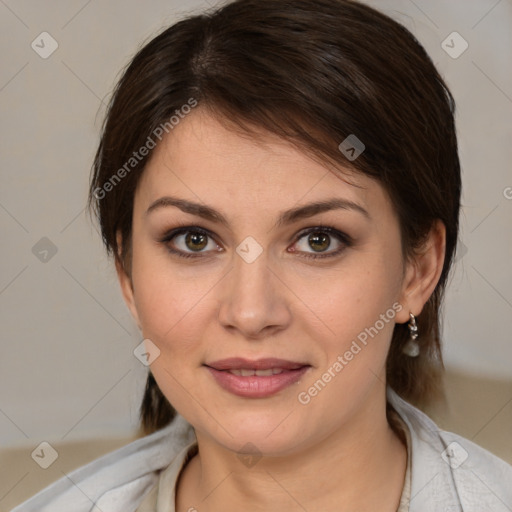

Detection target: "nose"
[217, 247, 292, 340]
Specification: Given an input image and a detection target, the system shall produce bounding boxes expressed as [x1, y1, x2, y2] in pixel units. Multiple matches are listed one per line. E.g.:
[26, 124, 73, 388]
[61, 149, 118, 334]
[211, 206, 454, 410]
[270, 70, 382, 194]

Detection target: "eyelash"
[159, 224, 352, 261]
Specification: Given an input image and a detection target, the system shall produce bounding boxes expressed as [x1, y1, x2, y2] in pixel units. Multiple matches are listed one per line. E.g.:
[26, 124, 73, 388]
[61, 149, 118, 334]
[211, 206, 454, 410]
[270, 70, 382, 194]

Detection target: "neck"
[176, 386, 407, 512]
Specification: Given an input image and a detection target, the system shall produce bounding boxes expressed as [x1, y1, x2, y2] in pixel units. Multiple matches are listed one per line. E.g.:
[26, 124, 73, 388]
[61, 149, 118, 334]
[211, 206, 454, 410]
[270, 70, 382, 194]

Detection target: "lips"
[204, 358, 311, 398]
[205, 357, 308, 371]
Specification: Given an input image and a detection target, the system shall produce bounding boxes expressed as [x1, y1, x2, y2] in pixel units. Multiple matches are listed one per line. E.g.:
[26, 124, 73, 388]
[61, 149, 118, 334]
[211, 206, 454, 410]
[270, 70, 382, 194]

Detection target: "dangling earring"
[402, 312, 420, 357]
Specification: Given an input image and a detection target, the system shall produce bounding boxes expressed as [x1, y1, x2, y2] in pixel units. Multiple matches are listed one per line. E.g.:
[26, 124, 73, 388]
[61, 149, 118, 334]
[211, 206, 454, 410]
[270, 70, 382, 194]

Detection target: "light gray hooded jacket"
[10, 387, 512, 512]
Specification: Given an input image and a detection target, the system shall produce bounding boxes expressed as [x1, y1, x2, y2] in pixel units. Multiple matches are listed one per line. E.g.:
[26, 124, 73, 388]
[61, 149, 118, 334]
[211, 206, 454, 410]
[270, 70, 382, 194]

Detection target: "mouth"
[222, 368, 290, 376]
[203, 357, 311, 398]
[205, 357, 308, 371]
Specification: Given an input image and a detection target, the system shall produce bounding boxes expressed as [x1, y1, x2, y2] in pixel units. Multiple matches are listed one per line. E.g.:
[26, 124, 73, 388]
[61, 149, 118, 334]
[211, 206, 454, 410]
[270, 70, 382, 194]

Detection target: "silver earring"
[402, 313, 420, 357]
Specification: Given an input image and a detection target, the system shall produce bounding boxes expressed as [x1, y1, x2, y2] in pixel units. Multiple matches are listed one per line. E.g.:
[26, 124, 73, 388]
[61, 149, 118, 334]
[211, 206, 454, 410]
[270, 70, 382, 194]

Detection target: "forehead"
[136, 109, 385, 216]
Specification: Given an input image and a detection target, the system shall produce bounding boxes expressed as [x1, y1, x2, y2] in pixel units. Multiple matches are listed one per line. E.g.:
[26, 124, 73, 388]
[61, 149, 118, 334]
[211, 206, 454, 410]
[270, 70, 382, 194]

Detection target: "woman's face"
[120, 108, 419, 455]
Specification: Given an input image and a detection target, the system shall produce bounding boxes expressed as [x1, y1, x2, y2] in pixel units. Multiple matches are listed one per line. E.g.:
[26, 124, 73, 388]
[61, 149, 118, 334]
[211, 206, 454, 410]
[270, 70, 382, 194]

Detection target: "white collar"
[12, 387, 512, 511]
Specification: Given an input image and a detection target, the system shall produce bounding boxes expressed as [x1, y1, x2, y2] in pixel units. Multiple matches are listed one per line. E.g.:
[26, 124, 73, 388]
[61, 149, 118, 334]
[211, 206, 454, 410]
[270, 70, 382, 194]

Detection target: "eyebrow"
[145, 195, 370, 227]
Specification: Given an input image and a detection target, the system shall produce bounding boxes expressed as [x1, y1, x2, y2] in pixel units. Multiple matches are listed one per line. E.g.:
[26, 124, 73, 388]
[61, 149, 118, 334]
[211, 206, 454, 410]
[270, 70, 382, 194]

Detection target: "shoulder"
[10, 415, 196, 512]
[387, 386, 512, 512]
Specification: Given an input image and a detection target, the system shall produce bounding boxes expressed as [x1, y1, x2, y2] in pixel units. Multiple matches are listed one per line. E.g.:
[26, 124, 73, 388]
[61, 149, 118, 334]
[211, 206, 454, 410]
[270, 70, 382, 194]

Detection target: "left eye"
[291, 227, 350, 259]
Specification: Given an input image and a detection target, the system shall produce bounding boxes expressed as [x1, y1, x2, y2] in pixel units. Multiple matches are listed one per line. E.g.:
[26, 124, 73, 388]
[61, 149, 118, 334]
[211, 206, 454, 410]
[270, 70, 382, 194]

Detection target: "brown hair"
[89, 0, 461, 436]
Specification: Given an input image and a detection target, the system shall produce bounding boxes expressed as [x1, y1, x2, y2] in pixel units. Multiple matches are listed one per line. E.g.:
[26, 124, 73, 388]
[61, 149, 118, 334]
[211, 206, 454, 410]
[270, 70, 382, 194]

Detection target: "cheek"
[130, 246, 212, 355]
[301, 257, 401, 335]
[299, 254, 403, 386]
[132, 265, 212, 411]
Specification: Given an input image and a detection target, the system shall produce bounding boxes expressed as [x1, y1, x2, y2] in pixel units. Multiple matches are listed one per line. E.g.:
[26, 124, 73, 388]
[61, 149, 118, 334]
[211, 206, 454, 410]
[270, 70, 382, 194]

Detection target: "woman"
[12, 0, 512, 511]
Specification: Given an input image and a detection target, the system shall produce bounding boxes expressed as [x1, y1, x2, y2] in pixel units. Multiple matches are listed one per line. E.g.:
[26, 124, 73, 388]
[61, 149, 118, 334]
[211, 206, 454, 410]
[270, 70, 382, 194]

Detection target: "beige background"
[0, 0, 511, 510]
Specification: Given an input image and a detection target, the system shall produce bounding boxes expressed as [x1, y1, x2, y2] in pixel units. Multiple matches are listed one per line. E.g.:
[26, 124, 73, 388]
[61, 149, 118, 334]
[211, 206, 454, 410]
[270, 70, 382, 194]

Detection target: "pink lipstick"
[204, 357, 310, 398]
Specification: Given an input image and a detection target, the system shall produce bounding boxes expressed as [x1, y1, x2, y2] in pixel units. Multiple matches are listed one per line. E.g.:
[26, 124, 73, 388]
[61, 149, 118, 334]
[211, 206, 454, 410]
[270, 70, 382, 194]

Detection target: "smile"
[204, 358, 311, 398]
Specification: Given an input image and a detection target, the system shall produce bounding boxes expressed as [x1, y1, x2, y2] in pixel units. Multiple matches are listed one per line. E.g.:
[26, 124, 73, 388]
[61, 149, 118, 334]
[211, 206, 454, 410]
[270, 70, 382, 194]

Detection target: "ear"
[115, 231, 142, 330]
[395, 220, 446, 324]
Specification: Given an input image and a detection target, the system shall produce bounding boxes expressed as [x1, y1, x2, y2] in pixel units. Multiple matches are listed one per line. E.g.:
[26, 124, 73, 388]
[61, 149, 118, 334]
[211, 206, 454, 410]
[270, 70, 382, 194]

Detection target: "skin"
[117, 108, 445, 512]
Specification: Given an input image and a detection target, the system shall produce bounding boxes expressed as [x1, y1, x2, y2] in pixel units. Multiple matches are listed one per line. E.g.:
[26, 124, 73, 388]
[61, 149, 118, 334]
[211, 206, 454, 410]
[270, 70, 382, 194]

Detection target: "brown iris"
[308, 232, 330, 252]
[185, 232, 208, 251]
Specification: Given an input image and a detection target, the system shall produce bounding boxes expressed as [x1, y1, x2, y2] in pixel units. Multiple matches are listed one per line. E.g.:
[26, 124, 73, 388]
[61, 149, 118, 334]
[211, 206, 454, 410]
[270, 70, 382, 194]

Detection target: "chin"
[196, 408, 314, 457]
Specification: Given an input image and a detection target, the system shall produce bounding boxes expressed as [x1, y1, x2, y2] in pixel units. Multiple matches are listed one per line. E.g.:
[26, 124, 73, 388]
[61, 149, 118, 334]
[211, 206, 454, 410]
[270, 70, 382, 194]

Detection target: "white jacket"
[11, 387, 512, 512]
